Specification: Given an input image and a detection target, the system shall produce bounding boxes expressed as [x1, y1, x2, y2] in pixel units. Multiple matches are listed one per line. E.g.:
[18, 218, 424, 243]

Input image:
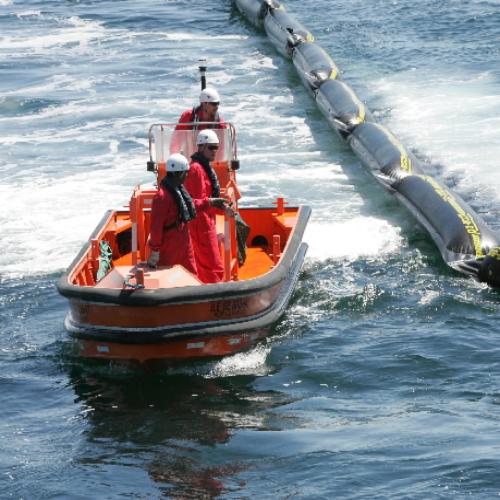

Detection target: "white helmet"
[196, 129, 220, 146]
[200, 86, 220, 103]
[166, 153, 189, 172]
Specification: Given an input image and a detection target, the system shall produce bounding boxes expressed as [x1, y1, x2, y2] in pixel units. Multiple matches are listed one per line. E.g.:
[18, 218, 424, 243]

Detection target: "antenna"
[198, 59, 207, 90]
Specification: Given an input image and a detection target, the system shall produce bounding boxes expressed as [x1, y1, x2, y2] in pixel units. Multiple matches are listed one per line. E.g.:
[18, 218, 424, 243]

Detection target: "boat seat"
[95, 265, 202, 289]
[273, 213, 295, 237]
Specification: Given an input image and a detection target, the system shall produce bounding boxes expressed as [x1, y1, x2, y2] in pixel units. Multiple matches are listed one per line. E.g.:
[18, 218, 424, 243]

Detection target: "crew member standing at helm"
[176, 86, 225, 131]
[184, 129, 230, 283]
[147, 153, 198, 274]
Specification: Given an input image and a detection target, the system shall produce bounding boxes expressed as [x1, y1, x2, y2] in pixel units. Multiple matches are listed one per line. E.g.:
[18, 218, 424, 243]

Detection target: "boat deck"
[238, 246, 275, 280]
[69, 204, 300, 287]
[108, 245, 274, 285]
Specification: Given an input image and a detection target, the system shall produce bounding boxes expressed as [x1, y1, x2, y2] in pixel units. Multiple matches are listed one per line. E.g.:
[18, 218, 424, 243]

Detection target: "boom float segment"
[292, 42, 339, 92]
[317, 80, 373, 138]
[234, 0, 500, 288]
[264, 4, 314, 58]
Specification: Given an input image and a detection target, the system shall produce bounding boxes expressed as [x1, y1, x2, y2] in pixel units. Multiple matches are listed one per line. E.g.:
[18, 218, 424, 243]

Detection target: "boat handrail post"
[224, 212, 231, 281]
[90, 238, 100, 278]
[223, 201, 233, 282]
[228, 122, 238, 161]
[276, 197, 286, 215]
[223, 185, 239, 281]
[147, 123, 155, 170]
[130, 187, 139, 266]
[230, 214, 238, 280]
[272, 234, 281, 264]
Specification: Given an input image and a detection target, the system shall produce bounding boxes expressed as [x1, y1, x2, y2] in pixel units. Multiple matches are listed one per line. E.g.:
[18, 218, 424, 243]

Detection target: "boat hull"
[58, 205, 310, 363]
[65, 243, 306, 363]
[73, 329, 270, 364]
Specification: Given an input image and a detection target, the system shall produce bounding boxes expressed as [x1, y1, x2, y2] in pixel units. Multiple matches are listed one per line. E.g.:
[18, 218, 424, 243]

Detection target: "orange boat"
[57, 122, 311, 365]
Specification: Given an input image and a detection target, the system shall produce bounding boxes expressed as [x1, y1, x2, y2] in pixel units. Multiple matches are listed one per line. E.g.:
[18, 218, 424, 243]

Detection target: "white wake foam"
[206, 345, 272, 378]
[0, 17, 107, 52]
[304, 218, 403, 261]
[372, 68, 500, 202]
[161, 33, 247, 41]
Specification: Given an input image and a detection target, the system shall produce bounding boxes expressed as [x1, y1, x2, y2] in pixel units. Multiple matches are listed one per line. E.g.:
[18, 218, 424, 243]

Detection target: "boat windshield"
[148, 122, 237, 164]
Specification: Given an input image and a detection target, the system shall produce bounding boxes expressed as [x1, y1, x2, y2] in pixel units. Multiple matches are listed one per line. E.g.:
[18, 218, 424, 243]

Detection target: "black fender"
[264, 5, 314, 58]
[348, 122, 424, 182]
[478, 248, 500, 287]
[393, 175, 500, 267]
[316, 79, 372, 138]
[292, 41, 339, 92]
[234, 0, 281, 27]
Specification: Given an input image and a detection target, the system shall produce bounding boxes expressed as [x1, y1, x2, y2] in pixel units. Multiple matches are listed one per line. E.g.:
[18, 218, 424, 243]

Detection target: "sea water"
[1, 0, 500, 497]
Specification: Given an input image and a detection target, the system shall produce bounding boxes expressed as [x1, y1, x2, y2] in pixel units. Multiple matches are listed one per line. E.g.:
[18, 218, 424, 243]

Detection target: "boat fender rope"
[96, 240, 113, 282]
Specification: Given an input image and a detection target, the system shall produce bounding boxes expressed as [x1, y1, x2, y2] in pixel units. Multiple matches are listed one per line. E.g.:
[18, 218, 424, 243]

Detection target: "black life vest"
[191, 152, 221, 197]
[162, 178, 196, 224]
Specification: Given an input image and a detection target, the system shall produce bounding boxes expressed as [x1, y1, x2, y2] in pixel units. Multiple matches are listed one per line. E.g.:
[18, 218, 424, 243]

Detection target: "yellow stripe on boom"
[420, 175, 484, 257]
[341, 82, 366, 125]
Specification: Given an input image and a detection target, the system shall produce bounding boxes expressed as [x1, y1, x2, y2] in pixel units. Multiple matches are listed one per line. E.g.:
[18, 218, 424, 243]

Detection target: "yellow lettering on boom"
[379, 125, 412, 173]
[421, 176, 484, 257]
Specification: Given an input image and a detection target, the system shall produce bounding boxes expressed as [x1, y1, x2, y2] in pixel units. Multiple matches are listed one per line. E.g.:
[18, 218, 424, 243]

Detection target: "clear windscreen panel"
[149, 123, 236, 164]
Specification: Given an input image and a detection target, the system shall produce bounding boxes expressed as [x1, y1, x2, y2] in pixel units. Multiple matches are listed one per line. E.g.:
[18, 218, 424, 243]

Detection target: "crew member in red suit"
[176, 87, 225, 131]
[147, 153, 198, 273]
[184, 129, 232, 283]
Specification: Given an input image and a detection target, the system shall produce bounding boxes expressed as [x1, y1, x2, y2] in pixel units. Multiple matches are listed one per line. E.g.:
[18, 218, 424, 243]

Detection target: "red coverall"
[170, 109, 226, 158]
[184, 160, 224, 283]
[148, 184, 197, 275]
[176, 107, 225, 130]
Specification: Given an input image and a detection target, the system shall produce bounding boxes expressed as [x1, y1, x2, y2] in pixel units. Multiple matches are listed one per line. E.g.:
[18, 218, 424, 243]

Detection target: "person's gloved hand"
[224, 204, 235, 217]
[209, 198, 227, 210]
[147, 250, 160, 268]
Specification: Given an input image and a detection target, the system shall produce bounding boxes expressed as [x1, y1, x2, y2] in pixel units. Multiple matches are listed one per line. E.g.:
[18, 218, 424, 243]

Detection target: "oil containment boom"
[234, 0, 500, 288]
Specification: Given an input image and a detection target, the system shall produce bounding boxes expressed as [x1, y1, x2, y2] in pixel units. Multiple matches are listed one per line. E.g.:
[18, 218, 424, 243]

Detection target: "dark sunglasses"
[208, 102, 220, 106]
[208, 145, 219, 151]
